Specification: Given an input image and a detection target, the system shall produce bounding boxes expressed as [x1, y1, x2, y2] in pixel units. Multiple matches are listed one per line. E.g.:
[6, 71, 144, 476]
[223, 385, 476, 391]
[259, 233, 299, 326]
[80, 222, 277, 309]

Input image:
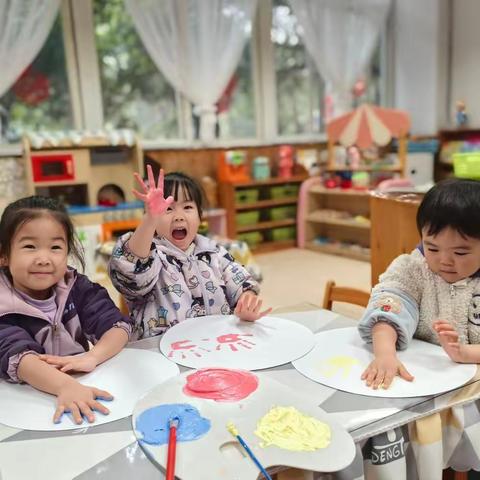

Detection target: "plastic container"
[453, 152, 480, 179]
[237, 231, 263, 248]
[236, 211, 260, 226]
[270, 205, 297, 221]
[270, 184, 299, 199]
[271, 226, 296, 241]
[235, 188, 259, 204]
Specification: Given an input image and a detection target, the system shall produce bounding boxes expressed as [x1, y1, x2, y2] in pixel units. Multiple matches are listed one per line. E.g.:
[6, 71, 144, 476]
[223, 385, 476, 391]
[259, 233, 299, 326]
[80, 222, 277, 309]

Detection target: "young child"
[359, 179, 480, 389]
[108, 166, 271, 339]
[0, 196, 133, 424]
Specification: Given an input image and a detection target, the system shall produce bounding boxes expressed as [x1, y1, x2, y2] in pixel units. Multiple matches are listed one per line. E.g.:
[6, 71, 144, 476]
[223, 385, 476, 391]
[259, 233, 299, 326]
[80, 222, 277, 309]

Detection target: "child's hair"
[0, 196, 85, 271]
[97, 183, 126, 205]
[417, 178, 480, 239]
[163, 171, 205, 218]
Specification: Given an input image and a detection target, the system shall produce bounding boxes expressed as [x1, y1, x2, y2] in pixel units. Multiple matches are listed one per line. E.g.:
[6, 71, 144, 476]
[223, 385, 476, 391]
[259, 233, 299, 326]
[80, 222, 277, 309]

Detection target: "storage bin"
[453, 152, 480, 179]
[236, 211, 260, 226]
[271, 226, 296, 241]
[270, 205, 297, 221]
[270, 184, 299, 199]
[237, 231, 263, 248]
[235, 188, 259, 204]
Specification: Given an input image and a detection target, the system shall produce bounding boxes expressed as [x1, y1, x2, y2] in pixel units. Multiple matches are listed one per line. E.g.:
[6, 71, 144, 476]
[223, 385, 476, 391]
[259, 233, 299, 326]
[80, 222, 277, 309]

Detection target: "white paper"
[159, 315, 315, 370]
[292, 328, 477, 398]
[132, 371, 356, 479]
[0, 349, 179, 431]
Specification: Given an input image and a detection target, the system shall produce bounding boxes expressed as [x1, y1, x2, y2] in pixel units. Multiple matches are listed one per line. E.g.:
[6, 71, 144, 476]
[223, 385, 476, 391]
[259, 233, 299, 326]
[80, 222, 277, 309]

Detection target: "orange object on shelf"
[217, 150, 250, 183]
[102, 219, 140, 241]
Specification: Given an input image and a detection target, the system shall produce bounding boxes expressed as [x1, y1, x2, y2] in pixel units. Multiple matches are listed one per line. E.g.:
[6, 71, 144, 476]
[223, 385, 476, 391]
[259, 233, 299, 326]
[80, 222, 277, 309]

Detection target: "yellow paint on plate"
[255, 406, 330, 451]
[318, 355, 359, 378]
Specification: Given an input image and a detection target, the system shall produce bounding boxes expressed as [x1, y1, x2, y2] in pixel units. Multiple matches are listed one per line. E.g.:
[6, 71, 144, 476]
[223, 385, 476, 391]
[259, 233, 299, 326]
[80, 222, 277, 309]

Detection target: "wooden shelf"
[309, 186, 371, 196]
[306, 213, 371, 230]
[237, 218, 296, 233]
[232, 175, 307, 188]
[235, 198, 297, 211]
[251, 239, 296, 253]
[305, 242, 370, 262]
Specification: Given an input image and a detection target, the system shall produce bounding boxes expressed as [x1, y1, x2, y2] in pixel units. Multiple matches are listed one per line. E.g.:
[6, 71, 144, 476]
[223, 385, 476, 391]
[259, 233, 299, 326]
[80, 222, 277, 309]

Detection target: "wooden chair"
[322, 280, 370, 310]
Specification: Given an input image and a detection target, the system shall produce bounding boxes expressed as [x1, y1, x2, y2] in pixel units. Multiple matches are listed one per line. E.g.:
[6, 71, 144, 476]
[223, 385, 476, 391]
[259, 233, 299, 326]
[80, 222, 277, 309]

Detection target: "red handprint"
[215, 333, 256, 352]
[168, 339, 210, 359]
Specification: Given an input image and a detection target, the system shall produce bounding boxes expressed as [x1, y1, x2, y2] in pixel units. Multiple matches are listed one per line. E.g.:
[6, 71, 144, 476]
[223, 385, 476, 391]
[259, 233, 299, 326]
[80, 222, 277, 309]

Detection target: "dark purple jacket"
[0, 268, 133, 382]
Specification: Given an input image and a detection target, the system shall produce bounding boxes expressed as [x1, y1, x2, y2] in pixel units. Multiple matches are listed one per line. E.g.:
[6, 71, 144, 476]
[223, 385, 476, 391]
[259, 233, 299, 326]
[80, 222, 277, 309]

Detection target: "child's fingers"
[258, 307, 273, 318]
[252, 298, 263, 314]
[60, 363, 75, 373]
[133, 173, 148, 193]
[77, 402, 95, 423]
[372, 369, 385, 389]
[383, 371, 395, 389]
[91, 400, 110, 415]
[165, 195, 174, 206]
[132, 189, 147, 202]
[69, 404, 83, 425]
[93, 388, 114, 401]
[53, 405, 65, 424]
[157, 168, 165, 190]
[398, 363, 414, 381]
[147, 165, 155, 191]
[365, 369, 378, 387]
[439, 330, 459, 339]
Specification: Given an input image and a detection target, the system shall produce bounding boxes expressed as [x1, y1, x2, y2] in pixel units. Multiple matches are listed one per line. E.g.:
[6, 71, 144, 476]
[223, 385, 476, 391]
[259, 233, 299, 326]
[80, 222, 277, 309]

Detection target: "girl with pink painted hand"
[109, 166, 271, 339]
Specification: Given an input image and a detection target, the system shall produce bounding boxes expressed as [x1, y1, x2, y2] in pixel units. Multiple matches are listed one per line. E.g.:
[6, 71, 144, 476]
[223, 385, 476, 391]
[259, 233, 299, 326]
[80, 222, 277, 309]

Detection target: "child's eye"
[22, 244, 35, 249]
[52, 245, 64, 250]
[185, 205, 194, 210]
[455, 252, 468, 256]
[427, 248, 438, 253]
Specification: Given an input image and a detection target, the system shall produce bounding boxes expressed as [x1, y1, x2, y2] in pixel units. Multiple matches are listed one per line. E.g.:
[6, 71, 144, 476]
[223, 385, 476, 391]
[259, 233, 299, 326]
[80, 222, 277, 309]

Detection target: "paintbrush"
[227, 422, 272, 480]
[166, 416, 179, 480]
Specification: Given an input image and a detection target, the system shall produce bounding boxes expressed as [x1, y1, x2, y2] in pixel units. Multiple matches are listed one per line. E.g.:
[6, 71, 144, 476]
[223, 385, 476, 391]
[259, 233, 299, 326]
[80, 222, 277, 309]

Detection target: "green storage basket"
[270, 205, 297, 221]
[235, 188, 259, 204]
[453, 152, 480, 179]
[236, 211, 260, 226]
[271, 226, 296, 241]
[270, 184, 299, 199]
[237, 231, 263, 248]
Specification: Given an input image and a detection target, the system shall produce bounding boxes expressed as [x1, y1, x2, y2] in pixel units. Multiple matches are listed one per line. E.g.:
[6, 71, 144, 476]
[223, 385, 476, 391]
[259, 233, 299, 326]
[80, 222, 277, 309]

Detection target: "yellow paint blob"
[319, 355, 359, 378]
[254, 406, 331, 451]
[226, 422, 239, 437]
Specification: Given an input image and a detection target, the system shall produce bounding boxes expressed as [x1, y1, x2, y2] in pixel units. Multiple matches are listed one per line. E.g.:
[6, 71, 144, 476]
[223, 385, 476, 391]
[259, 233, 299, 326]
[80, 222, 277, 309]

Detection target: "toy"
[455, 100, 468, 127]
[252, 156, 271, 180]
[217, 150, 250, 183]
[278, 145, 294, 178]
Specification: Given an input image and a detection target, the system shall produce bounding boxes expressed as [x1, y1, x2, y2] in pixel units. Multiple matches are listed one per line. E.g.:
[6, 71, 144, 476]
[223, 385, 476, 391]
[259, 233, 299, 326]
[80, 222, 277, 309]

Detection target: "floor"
[255, 248, 371, 320]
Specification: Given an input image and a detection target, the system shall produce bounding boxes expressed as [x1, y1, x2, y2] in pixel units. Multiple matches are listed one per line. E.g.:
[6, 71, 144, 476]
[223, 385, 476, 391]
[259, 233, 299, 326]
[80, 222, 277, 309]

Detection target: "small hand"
[54, 382, 113, 424]
[132, 165, 174, 217]
[361, 354, 414, 389]
[433, 320, 468, 363]
[234, 292, 272, 322]
[39, 352, 99, 374]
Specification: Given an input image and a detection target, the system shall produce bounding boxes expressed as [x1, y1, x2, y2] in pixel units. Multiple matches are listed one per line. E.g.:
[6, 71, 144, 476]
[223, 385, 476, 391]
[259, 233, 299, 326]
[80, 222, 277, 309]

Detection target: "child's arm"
[40, 327, 128, 373]
[434, 320, 480, 363]
[17, 353, 112, 424]
[128, 166, 173, 257]
[361, 322, 414, 389]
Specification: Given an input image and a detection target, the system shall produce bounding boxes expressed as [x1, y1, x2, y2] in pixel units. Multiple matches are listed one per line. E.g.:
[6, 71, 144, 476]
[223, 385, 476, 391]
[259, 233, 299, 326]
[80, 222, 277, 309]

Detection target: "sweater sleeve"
[358, 252, 424, 350]
[108, 232, 163, 300]
[217, 246, 260, 307]
[72, 274, 134, 343]
[0, 321, 45, 382]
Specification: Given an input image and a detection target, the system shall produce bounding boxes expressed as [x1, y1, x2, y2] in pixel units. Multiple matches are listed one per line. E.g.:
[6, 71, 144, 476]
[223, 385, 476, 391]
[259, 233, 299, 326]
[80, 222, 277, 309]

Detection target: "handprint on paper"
[168, 339, 210, 360]
[214, 333, 256, 352]
[318, 356, 359, 379]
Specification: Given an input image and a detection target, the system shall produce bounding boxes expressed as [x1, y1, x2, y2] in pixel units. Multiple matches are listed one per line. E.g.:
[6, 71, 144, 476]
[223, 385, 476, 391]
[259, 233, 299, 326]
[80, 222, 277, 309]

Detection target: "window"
[93, 0, 180, 140]
[0, 15, 73, 144]
[272, 0, 324, 136]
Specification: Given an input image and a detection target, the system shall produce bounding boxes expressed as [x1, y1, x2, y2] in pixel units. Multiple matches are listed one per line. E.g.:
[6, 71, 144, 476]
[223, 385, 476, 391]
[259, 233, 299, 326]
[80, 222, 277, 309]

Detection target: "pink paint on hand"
[183, 368, 259, 402]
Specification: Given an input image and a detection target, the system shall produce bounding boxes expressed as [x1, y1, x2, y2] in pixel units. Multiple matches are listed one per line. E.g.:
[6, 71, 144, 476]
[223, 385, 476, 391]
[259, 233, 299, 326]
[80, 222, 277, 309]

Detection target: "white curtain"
[289, 0, 391, 117]
[125, 0, 257, 142]
[0, 0, 61, 98]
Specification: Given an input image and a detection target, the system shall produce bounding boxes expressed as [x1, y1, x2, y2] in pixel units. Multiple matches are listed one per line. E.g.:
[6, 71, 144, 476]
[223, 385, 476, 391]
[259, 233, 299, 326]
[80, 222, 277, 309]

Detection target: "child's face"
[4, 215, 68, 300]
[155, 189, 201, 251]
[422, 226, 480, 283]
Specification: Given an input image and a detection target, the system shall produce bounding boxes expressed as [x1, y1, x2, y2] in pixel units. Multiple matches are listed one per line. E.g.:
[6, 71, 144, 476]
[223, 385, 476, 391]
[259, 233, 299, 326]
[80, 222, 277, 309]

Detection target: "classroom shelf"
[306, 213, 371, 230]
[236, 218, 296, 233]
[305, 242, 371, 262]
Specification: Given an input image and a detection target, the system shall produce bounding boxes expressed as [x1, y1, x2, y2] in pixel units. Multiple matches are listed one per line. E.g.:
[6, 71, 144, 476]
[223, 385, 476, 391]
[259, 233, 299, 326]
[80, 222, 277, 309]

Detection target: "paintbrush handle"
[166, 425, 177, 480]
[236, 434, 272, 480]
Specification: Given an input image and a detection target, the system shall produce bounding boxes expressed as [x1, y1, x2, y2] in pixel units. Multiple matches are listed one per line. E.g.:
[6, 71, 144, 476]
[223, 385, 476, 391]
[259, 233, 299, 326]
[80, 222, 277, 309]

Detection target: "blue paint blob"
[135, 403, 211, 445]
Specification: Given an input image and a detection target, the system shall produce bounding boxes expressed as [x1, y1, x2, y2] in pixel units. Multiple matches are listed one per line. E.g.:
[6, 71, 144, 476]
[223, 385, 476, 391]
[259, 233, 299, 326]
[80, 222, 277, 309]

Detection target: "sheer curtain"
[289, 0, 391, 117]
[0, 0, 61, 139]
[124, 0, 257, 142]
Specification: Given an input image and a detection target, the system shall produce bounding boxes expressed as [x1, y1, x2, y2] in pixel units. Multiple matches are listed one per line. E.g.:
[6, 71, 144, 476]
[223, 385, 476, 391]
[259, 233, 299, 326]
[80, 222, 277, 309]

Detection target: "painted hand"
[361, 354, 414, 389]
[54, 382, 113, 424]
[234, 291, 272, 322]
[132, 165, 174, 217]
[433, 320, 468, 363]
[39, 352, 98, 373]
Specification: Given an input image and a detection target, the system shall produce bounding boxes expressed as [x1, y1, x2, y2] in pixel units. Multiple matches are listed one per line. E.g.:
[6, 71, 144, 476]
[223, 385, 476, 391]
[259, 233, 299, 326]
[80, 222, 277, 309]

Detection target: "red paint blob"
[183, 368, 258, 402]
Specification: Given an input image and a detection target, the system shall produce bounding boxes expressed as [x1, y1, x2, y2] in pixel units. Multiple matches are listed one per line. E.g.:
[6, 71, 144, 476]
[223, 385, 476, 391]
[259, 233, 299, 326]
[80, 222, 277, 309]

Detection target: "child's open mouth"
[172, 228, 187, 240]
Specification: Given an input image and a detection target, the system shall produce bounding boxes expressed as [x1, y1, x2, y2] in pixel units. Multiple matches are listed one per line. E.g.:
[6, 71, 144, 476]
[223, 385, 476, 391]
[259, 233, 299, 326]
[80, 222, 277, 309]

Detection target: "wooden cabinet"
[370, 192, 423, 285]
[301, 182, 371, 261]
[219, 176, 307, 252]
